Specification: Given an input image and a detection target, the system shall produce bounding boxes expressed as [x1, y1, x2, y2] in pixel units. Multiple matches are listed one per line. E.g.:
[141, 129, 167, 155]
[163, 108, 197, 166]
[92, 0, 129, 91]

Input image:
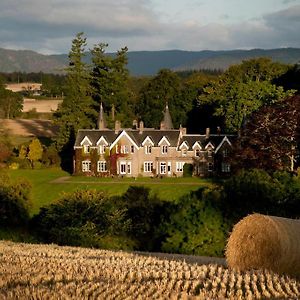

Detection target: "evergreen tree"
[0, 76, 23, 119]
[90, 44, 131, 127]
[137, 69, 181, 128]
[54, 32, 96, 150]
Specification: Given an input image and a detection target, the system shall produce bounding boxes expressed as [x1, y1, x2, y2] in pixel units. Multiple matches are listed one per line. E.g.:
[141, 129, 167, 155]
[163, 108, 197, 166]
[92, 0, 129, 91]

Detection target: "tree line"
[52, 33, 300, 163]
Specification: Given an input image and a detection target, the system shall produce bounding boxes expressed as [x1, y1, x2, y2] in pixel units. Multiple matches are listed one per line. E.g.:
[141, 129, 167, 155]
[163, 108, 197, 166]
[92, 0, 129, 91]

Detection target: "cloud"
[0, 1, 299, 54]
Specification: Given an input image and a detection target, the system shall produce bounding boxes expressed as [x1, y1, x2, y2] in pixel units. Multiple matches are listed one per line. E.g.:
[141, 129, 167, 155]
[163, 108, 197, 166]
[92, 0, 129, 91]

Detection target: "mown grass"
[7, 168, 213, 216]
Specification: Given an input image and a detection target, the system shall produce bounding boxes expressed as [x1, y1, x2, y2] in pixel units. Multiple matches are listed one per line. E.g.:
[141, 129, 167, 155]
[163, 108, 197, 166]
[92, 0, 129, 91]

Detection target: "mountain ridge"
[0, 47, 299, 76]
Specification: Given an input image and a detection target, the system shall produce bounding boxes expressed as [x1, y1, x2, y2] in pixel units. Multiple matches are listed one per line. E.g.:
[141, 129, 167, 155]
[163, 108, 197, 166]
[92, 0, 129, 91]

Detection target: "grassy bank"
[7, 168, 213, 215]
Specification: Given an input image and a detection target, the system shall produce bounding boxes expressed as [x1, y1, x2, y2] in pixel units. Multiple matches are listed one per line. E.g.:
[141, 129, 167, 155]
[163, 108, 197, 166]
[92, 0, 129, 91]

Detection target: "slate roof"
[75, 129, 237, 150]
[179, 134, 236, 151]
[74, 129, 181, 148]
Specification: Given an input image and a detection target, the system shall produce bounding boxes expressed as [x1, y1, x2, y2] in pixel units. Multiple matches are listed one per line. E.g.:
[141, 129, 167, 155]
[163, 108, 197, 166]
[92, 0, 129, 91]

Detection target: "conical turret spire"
[98, 102, 107, 130]
[160, 102, 174, 130]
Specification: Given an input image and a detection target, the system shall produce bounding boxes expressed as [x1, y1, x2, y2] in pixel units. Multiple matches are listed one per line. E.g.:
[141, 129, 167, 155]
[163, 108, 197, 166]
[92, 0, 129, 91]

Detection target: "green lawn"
[8, 168, 213, 216]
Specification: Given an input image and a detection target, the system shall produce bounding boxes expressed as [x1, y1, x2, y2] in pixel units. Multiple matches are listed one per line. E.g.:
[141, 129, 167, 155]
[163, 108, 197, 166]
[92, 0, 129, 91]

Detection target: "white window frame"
[131, 145, 135, 153]
[144, 161, 153, 173]
[161, 145, 168, 154]
[208, 162, 213, 172]
[119, 161, 131, 175]
[83, 145, 90, 154]
[222, 162, 231, 173]
[195, 149, 200, 157]
[160, 162, 167, 174]
[98, 145, 106, 154]
[223, 149, 228, 158]
[82, 160, 91, 172]
[97, 161, 107, 172]
[120, 161, 126, 174]
[121, 145, 129, 154]
[145, 145, 152, 154]
[176, 162, 185, 172]
[167, 162, 172, 174]
[127, 161, 131, 174]
[181, 148, 187, 156]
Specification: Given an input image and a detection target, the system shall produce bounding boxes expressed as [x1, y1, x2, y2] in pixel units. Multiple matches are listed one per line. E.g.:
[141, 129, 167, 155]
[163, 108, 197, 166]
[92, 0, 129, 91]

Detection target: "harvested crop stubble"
[226, 213, 300, 278]
[0, 241, 299, 299]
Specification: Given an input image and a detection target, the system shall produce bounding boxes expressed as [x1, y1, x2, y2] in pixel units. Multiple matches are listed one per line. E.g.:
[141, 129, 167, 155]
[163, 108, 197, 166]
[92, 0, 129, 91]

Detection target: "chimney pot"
[115, 120, 121, 134]
[139, 121, 144, 134]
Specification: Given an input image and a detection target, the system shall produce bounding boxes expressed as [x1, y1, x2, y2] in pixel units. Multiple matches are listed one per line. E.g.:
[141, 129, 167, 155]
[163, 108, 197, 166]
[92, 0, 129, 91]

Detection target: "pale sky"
[0, 0, 299, 54]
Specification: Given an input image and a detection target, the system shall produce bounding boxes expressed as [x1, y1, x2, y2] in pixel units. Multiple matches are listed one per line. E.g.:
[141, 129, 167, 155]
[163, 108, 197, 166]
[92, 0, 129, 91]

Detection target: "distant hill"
[0, 48, 65, 74]
[0, 47, 299, 76]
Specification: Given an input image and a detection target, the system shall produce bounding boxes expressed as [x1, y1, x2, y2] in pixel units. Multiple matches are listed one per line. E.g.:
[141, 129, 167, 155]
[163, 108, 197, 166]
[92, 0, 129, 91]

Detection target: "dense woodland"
[1, 33, 300, 256]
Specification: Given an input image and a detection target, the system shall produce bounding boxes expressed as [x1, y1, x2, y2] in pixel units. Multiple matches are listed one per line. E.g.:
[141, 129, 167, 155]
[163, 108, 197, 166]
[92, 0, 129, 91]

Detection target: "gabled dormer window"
[181, 148, 187, 156]
[195, 149, 200, 157]
[83, 145, 90, 154]
[98, 145, 106, 154]
[162, 145, 168, 154]
[208, 148, 213, 157]
[145, 145, 152, 154]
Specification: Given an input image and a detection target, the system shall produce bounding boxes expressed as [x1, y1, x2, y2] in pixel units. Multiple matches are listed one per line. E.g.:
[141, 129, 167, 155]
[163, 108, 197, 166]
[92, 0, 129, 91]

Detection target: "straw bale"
[225, 213, 300, 278]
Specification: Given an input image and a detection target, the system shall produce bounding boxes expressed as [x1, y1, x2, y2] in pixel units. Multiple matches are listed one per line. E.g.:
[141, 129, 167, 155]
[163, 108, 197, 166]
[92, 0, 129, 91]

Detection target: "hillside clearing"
[23, 98, 62, 113]
[0, 241, 299, 299]
[0, 119, 58, 137]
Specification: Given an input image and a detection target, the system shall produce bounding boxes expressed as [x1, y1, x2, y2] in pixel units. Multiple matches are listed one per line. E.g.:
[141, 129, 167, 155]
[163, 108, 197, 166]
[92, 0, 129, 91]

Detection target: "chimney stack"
[132, 119, 138, 130]
[139, 120, 144, 134]
[115, 120, 121, 134]
[205, 127, 210, 139]
[179, 124, 187, 136]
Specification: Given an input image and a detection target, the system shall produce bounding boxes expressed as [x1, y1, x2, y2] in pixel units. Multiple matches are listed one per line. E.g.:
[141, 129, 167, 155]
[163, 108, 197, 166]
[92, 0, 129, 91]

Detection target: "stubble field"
[0, 241, 299, 299]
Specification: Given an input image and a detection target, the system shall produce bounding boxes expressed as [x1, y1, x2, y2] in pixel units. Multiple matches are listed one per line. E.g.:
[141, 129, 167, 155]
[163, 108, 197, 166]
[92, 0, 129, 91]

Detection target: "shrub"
[0, 172, 32, 227]
[31, 189, 134, 250]
[183, 163, 193, 177]
[112, 186, 167, 251]
[161, 187, 229, 257]
[222, 169, 285, 221]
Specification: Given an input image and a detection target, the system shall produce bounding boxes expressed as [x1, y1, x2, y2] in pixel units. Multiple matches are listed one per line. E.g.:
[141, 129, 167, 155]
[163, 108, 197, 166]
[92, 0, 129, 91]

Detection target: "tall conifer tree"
[54, 32, 96, 150]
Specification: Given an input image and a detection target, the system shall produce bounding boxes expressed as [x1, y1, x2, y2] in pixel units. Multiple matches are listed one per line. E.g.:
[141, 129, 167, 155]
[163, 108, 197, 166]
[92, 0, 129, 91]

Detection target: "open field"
[0, 119, 58, 137]
[23, 98, 62, 113]
[0, 241, 299, 299]
[7, 169, 213, 215]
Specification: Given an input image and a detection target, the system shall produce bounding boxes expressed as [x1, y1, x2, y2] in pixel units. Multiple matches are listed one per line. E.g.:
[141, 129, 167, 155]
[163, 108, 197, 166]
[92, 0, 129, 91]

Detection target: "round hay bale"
[225, 213, 300, 278]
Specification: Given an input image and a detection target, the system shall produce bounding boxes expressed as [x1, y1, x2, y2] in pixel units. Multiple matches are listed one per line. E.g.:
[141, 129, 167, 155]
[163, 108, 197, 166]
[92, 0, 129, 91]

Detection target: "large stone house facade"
[73, 104, 235, 177]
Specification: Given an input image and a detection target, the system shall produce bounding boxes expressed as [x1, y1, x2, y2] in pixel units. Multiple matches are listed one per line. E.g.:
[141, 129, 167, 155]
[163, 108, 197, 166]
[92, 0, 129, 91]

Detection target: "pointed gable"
[80, 136, 92, 146]
[192, 141, 202, 150]
[142, 136, 154, 146]
[179, 141, 189, 150]
[205, 141, 215, 150]
[96, 136, 109, 146]
[109, 130, 139, 150]
[158, 136, 171, 146]
[215, 136, 232, 153]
